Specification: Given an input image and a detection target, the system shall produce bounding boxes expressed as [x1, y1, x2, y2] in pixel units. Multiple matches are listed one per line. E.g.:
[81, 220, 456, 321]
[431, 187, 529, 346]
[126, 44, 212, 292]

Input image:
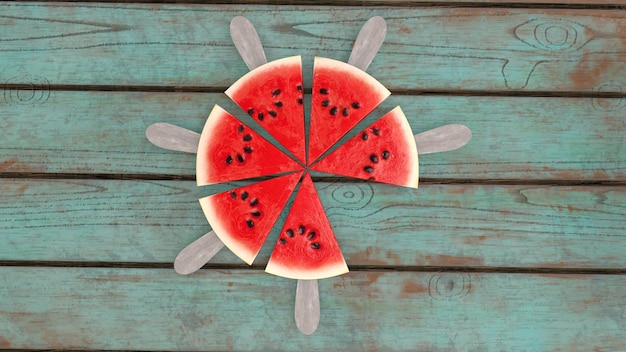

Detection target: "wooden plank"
[2, 179, 625, 268]
[1, 91, 624, 180]
[2, 3, 625, 92]
[0, 267, 624, 350]
[363, 0, 626, 3]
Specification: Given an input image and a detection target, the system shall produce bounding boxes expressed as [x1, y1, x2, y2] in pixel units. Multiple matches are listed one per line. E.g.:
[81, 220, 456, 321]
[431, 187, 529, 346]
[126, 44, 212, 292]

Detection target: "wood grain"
[1, 179, 624, 269]
[1, 91, 624, 180]
[0, 267, 624, 351]
[1, 3, 625, 92]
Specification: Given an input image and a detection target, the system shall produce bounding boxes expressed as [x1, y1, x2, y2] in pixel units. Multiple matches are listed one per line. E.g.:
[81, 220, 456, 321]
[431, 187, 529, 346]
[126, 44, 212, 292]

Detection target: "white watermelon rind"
[265, 260, 349, 281]
[198, 196, 257, 265]
[196, 104, 228, 186]
[388, 106, 419, 188]
[314, 56, 391, 103]
[225, 55, 302, 99]
[196, 104, 301, 186]
[311, 106, 419, 189]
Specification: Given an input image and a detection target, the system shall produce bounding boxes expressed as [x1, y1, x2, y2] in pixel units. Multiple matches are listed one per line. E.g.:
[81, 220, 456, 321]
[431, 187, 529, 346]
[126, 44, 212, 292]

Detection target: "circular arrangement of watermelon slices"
[196, 55, 419, 280]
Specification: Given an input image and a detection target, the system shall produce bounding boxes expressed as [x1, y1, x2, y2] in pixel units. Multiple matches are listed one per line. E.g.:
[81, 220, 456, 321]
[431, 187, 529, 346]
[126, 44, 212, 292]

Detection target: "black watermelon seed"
[286, 229, 294, 238]
[258, 112, 264, 121]
[241, 191, 248, 200]
[321, 100, 330, 107]
[243, 146, 253, 154]
[342, 108, 349, 117]
[247, 108, 254, 116]
[298, 225, 306, 235]
[297, 97, 303, 105]
[243, 134, 252, 141]
[372, 127, 381, 136]
[362, 132, 368, 141]
[250, 198, 258, 206]
[297, 85, 303, 92]
[382, 150, 390, 159]
[311, 243, 320, 249]
[351, 102, 361, 109]
[330, 107, 338, 115]
[237, 125, 244, 133]
[246, 219, 254, 228]
[272, 88, 281, 96]
[274, 101, 283, 107]
[237, 154, 245, 163]
[279, 238, 287, 244]
[368, 177, 376, 181]
[268, 110, 277, 118]
[230, 191, 237, 199]
[307, 232, 316, 240]
[319, 88, 329, 94]
[370, 154, 379, 163]
[364, 166, 374, 173]
[251, 211, 261, 217]
[226, 155, 233, 164]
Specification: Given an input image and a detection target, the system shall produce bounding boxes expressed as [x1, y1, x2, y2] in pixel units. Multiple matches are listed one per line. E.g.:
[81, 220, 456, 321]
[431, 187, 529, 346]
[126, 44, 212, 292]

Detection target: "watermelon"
[265, 173, 348, 280]
[311, 106, 419, 188]
[196, 105, 301, 186]
[308, 57, 391, 163]
[225, 56, 306, 164]
[199, 172, 303, 265]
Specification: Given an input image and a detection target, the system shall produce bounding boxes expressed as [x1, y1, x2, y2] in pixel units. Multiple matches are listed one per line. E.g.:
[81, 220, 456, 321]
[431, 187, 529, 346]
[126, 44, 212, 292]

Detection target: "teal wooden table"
[1, 1, 625, 350]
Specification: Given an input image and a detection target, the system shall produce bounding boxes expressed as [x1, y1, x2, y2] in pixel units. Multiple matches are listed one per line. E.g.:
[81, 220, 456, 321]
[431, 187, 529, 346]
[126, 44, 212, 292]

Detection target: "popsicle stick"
[230, 16, 267, 71]
[294, 279, 320, 335]
[415, 124, 472, 154]
[145, 123, 200, 154]
[348, 16, 387, 71]
[174, 231, 224, 275]
[145, 122, 471, 156]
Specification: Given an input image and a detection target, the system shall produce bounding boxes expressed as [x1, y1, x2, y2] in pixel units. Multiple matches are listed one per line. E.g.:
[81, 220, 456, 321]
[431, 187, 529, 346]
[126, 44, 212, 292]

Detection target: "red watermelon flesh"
[265, 173, 348, 280]
[225, 56, 306, 164]
[308, 57, 391, 164]
[311, 106, 419, 188]
[199, 171, 303, 265]
[196, 105, 301, 186]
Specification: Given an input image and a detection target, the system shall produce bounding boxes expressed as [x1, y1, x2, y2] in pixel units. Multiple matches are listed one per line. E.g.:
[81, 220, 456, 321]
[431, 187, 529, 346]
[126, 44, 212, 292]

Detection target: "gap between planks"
[2, 172, 626, 186]
[7, 0, 626, 10]
[4, 84, 626, 99]
[1, 260, 626, 275]
[2, 173, 626, 186]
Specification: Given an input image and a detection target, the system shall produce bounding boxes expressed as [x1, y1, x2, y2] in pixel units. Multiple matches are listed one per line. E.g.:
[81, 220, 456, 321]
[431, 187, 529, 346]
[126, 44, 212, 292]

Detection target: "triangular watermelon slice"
[311, 106, 419, 188]
[265, 172, 349, 280]
[196, 105, 301, 186]
[225, 56, 306, 164]
[199, 171, 303, 265]
[308, 57, 391, 164]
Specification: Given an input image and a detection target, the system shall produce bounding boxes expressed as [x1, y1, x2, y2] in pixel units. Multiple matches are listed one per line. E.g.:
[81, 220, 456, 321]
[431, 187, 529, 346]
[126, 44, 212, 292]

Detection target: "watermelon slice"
[199, 172, 303, 265]
[225, 56, 306, 164]
[265, 173, 348, 280]
[196, 105, 301, 186]
[311, 106, 419, 188]
[308, 57, 391, 163]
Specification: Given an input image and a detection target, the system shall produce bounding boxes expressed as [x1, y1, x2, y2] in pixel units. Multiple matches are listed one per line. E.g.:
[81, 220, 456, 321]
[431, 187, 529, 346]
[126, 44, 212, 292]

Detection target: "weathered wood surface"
[0, 267, 624, 351]
[2, 3, 626, 92]
[2, 91, 624, 180]
[2, 179, 625, 268]
[2, 1, 626, 350]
